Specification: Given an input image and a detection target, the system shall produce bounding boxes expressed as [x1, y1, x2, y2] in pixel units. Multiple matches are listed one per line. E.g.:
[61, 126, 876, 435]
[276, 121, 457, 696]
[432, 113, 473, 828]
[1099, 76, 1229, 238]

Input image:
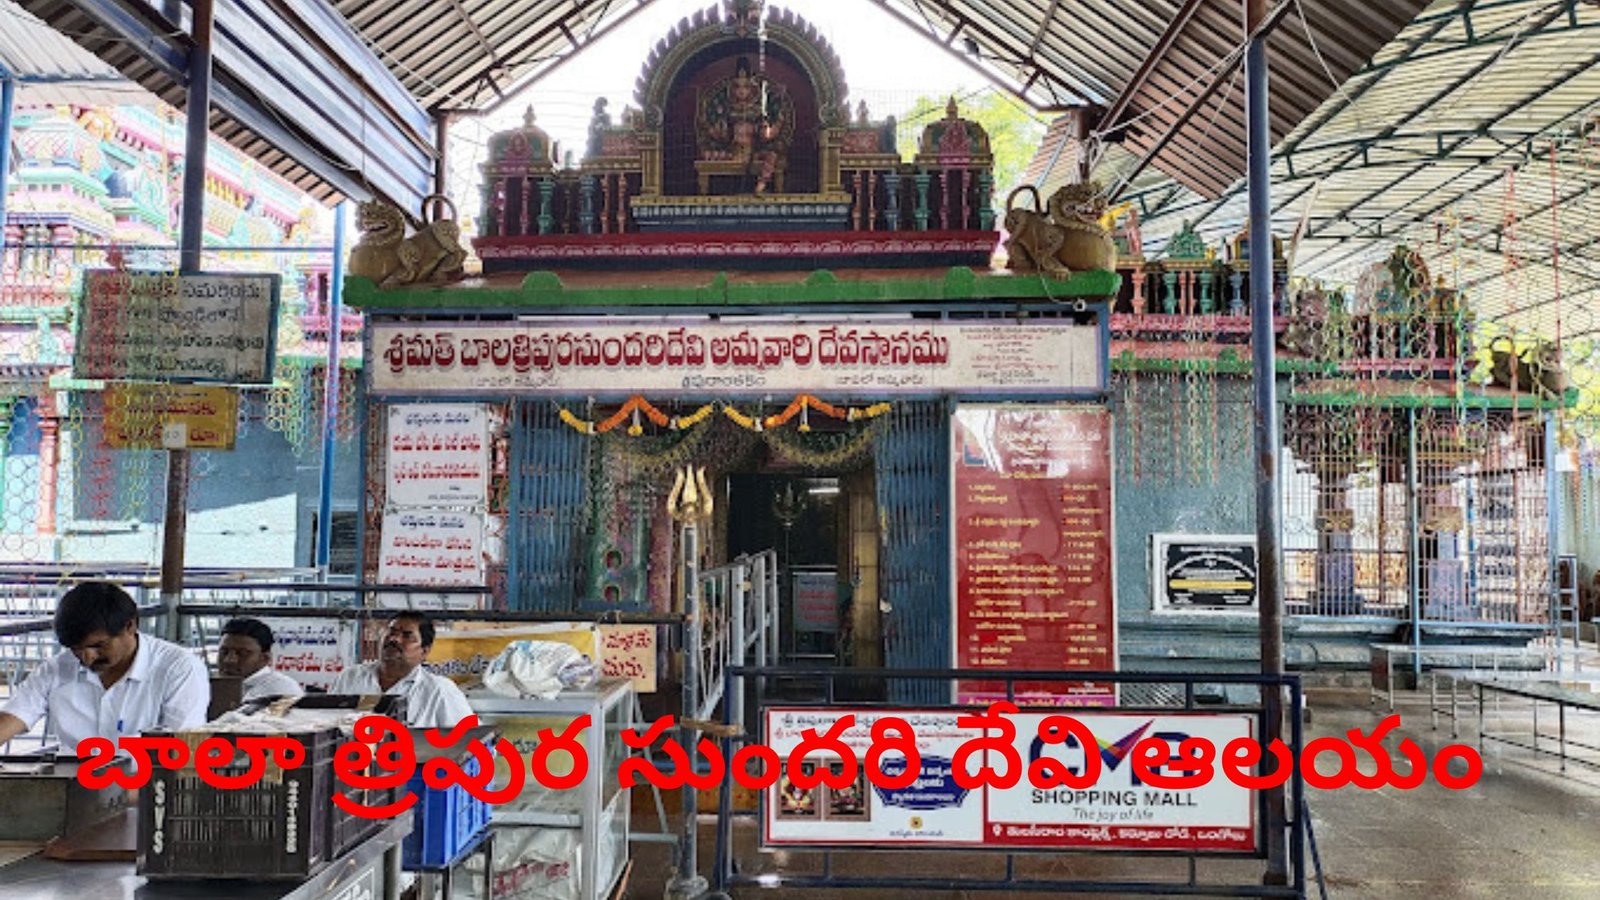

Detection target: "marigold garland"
[559, 395, 891, 437]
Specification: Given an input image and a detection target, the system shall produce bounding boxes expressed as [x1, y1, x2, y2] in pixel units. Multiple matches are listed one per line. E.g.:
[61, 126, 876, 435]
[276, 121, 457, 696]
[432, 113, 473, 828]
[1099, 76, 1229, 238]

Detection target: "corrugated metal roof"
[1060, 0, 1600, 344]
[9, 0, 1431, 208]
[0, 1, 151, 106]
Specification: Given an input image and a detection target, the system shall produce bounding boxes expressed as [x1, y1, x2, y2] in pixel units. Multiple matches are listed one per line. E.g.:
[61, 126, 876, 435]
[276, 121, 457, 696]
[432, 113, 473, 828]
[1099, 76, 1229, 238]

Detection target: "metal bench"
[1464, 676, 1600, 772]
[1368, 642, 1577, 711]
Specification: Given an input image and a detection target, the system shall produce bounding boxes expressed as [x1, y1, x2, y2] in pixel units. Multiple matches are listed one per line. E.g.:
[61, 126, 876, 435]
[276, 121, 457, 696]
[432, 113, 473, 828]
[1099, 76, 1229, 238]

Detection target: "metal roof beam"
[1143, 3, 1479, 235]
[1106, 1, 1298, 202]
[1253, 0, 1570, 246]
[874, 0, 1095, 105]
[1027, 0, 1062, 57]
[1294, 42, 1600, 273]
[472, 0, 655, 114]
[863, 0, 1077, 106]
[1096, 0, 1208, 139]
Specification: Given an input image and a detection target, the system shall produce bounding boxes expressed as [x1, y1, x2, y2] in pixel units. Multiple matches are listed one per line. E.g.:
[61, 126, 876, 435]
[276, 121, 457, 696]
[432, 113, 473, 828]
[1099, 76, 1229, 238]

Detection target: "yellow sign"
[424, 624, 601, 686]
[599, 624, 657, 694]
[104, 384, 239, 450]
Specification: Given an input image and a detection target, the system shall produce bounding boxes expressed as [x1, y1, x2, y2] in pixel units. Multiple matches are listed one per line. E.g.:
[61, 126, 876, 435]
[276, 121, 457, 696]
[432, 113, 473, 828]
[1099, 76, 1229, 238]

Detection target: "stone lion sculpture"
[1002, 186, 1070, 277]
[349, 194, 467, 289]
[1045, 181, 1117, 273]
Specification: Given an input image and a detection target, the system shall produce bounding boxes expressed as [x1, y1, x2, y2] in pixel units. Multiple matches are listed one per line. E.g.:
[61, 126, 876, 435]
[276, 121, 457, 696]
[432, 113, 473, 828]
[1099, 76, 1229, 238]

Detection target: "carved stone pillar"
[975, 171, 994, 230]
[913, 173, 931, 231]
[579, 176, 597, 235]
[884, 172, 902, 231]
[36, 398, 59, 535]
[519, 178, 533, 236]
[537, 178, 555, 236]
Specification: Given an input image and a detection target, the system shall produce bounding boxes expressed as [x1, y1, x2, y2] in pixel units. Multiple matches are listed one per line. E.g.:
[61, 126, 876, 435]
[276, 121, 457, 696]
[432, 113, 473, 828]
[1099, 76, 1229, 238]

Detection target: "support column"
[36, 398, 58, 535]
[884, 172, 902, 231]
[316, 202, 347, 570]
[913, 173, 931, 231]
[1246, 0, 1288, 885]
[164, 0, 216, 640]
[433, 112, 451, 221]
[0, 71, 13, 248]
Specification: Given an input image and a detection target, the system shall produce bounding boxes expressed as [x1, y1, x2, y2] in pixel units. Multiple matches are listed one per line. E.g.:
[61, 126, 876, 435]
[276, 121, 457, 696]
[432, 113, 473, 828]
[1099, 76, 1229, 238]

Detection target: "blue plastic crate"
[402, 756, 491, 870]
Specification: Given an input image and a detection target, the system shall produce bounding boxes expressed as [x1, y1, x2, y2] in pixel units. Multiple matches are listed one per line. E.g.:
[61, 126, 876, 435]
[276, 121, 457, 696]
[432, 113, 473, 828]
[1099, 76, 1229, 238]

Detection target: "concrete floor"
[621, 686, 1600, 900]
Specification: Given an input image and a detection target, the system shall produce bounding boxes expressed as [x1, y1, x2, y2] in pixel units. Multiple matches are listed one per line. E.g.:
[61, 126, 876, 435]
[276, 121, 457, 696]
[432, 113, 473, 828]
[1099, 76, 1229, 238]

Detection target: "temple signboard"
[951, 404, 1117, 706]
[75, 270, 279, 384]
[369, 319, 1103, 396]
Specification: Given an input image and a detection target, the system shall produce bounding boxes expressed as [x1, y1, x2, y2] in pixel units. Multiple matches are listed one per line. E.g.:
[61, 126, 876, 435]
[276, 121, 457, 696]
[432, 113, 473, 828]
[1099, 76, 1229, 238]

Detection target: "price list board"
[951, 405, 1116, 706]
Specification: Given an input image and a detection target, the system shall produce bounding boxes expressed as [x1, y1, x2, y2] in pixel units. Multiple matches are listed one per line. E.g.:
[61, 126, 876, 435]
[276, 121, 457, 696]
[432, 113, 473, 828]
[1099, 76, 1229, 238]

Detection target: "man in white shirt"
[0, 581, 209, 754]
[329, 612, 472, 730]
[218, 617, 304, 704]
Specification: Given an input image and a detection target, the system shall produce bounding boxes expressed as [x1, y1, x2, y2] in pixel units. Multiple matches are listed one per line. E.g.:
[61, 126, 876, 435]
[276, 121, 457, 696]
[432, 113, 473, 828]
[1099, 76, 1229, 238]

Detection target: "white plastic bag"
[482, 640, 598, 700]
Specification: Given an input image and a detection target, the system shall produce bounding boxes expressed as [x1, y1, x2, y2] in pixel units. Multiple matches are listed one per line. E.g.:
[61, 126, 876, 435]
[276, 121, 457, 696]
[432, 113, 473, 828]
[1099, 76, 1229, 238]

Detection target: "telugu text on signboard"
[377, 510, 485, 588]
[75, 270, 279, 384]
[951, 404, 1116, 706]
[763, 708, 1255, 852]
[368, 319, 1103, 396]
[103, 384, 239, 450]
[385, 404, 491, 507]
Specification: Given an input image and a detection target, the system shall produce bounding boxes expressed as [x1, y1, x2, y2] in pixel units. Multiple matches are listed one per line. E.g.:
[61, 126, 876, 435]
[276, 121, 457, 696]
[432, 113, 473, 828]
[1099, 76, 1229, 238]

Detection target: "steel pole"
[1246, 0, 1287, 885]
[0, 71, 15, 247]
[316, 202, 347, 570]
[161, 0, 216, 639]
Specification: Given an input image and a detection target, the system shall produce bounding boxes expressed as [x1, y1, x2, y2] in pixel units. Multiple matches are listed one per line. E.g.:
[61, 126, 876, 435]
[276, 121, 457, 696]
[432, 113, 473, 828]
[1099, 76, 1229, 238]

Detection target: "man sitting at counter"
[218, 617, 304, 703]
[0, 581, 208, 753]
[329, 611, 472, 730]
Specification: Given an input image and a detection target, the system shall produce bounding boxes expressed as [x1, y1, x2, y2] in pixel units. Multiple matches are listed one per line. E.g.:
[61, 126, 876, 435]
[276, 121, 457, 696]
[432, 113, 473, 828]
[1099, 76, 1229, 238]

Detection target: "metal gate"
[509, 399, 593, 612]
[875, 399, 950, 704]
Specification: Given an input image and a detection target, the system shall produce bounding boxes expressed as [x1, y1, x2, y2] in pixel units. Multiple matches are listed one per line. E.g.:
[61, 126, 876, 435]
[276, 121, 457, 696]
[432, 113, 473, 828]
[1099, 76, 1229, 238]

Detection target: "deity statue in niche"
[698, 55, 792, 194]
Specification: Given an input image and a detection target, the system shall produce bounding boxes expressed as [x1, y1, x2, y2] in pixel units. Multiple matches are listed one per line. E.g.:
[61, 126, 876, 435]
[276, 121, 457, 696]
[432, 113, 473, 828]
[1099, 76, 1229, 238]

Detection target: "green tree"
[892, 89, 1047, 203]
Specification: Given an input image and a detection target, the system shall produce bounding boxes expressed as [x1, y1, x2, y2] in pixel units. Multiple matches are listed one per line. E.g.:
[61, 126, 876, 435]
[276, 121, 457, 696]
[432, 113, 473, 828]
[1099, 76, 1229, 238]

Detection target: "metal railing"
[692, 550, 780, 726]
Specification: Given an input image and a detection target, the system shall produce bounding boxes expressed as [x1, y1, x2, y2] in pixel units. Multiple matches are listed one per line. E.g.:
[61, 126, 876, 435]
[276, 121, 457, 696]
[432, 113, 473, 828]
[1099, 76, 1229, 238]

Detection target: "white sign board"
[378, 510, 485, 587]
[259, 617, 358, 692]
[369, 319, 1103, 396]
[764, 708, 1255, 852]
[385, 404, 491, 506]
[76, 270, 279, 384]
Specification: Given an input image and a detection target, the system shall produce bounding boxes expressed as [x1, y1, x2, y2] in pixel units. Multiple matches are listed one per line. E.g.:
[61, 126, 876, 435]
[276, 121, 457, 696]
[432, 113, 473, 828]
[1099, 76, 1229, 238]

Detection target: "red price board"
[951, 405, 1116, 705]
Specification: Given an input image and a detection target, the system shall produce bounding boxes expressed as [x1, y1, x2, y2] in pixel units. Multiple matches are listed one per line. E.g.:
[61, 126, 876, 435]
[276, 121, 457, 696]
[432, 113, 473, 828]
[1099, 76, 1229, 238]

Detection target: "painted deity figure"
[701, 56, 788, 194]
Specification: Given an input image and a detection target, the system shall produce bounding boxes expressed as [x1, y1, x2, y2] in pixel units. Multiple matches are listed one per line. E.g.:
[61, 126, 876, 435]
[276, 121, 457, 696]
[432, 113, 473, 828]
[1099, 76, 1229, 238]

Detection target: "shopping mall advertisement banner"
[385, 403, 491, 506]
[950, 404, 1117, 705]
[763, 708, 1255, 853]
[369, 318, 1103, 396]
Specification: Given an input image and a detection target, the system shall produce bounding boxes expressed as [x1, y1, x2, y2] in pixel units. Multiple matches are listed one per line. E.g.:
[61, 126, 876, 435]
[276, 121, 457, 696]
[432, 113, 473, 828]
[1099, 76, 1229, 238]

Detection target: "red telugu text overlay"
[75, 704, 1480, 817]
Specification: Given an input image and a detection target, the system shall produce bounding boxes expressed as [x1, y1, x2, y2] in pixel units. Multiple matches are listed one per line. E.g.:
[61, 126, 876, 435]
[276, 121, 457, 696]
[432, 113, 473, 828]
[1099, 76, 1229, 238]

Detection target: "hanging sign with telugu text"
[75, 270, 279, 384]
[103, 384, 239, 450]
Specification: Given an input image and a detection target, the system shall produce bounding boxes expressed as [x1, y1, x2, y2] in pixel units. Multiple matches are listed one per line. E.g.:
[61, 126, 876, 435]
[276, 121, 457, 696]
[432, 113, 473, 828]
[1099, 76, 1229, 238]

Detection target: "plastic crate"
[138, 728, 339, 880]
[402, 755, 490, 870]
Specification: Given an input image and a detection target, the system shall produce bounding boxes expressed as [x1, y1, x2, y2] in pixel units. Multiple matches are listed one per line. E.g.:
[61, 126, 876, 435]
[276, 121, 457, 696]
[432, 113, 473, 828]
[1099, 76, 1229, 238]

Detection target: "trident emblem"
[666, 465, 713, 523]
